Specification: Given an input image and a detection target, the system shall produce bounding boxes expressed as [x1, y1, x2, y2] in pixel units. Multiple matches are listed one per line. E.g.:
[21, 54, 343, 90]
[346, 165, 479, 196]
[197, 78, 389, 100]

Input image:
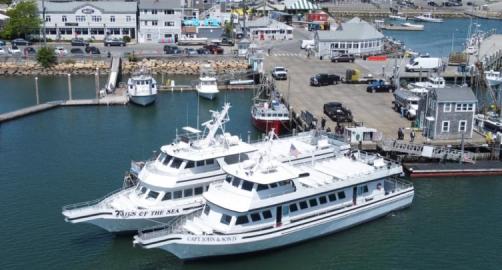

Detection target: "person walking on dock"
[410, 130, 415, 143]
[321, 117, 326, 130]
[398, 128, 404, 140]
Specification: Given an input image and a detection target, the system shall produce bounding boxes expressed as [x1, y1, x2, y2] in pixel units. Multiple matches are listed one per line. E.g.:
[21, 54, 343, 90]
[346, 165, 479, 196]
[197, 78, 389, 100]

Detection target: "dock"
[158, 83, 257, 92]
[470, 34, 502, 71]
[379, 24, 423, 31]
[404, 161, 502, 178]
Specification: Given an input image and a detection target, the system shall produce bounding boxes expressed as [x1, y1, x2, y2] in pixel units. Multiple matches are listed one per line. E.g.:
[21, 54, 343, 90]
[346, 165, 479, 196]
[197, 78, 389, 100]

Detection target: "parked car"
[11, 38, 31, 46]
[86, 46, 101, 54]
[184, 48, 198, 55]
[0, 40, 6, 46]
[0, 47, 5, 54]
[163, 44, 181, 54]
[197, 47, 210, 55]
[203, 44, 224, 54]
[24, 47, 36, 55]
[323, 102, 353, 122]
[104, 38, 126, 46]
[331, 54, 355, 63]
[220, 37, 234, 46]
[427, 1, 438, 6]
[8, 45, 21, 54]
[271, 66, 288, 80]
[310, 73, 341, 86]
[54, 46, 68, 56]
[366, 80, 396, 93]
[70, 48, 84, 54]
[71, 38, 89, 47]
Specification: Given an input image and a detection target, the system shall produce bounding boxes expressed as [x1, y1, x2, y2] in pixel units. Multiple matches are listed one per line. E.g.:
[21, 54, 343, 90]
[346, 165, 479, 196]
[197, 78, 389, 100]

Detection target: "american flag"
[290, 144, 301, 157]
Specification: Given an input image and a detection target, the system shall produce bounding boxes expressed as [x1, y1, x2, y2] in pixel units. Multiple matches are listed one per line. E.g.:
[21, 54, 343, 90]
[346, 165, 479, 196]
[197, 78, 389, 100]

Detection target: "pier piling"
[95, 67, 100, 99]
[67, 73, 72, 100]
[34, 77, 39, 105]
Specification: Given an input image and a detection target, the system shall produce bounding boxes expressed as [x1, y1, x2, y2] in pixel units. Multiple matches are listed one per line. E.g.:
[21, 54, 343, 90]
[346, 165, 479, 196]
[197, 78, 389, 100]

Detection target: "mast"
[200, 103, 231, 146]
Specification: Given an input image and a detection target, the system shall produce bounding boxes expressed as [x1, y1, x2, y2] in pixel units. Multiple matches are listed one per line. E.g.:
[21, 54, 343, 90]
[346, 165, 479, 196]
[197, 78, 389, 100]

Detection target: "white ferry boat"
[485, 70, 502, 87]
[410, 76, 446, 89]
[196, 64, 219, 100]
[414, 12, 443, 23]
[127, 69, 158, 106]
[133, 151, 414, 259]
[62, 104, 349, 233]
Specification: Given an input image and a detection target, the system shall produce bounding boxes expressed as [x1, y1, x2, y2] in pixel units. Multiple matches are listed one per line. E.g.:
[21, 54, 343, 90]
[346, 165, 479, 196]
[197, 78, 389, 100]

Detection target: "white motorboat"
[485, 70, 502, 86]
[127, 69, 158, 106]
[62, 103, 350, 233]
[133, 150, 414, 259]
[401, 22, 424, 30]
[196, 64, 219, 100]
[414, 12, 443, 23]
[389, 14, 407, 20]
[410, 76, 446, 89]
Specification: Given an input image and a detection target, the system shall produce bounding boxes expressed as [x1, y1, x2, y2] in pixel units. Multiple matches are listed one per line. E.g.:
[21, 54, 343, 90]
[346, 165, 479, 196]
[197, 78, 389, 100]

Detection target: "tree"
[36, 47, 57, 68]
[224, 21, 233, 37]
[1, 0, 41, 40]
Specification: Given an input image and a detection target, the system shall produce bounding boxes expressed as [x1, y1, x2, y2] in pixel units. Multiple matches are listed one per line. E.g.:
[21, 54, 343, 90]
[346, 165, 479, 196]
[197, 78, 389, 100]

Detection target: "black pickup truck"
[310, 73, 341, 86]
[323, 102, 353, 122]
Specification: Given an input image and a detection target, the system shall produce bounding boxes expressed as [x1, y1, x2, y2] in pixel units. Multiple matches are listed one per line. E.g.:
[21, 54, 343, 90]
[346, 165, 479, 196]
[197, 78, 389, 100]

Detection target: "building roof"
[434, 87, 477, 103]
[37, 1, 137, 14]
[316, 17, 384, 42]
[243, 17, 292, 29]
[139, 0, 181, 10]
[284, 0, 319, 10]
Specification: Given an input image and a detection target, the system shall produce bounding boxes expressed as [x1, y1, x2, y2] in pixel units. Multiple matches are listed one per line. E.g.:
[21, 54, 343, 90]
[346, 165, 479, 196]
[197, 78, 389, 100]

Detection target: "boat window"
[203, 205, 211, 215]
[319, 196, 328, 204]
[220, 214, 232, 225]
[299, 201, 308, 210]
[262, 210, 272, 219]
[278, 181, 289, 186]
[157, 152, 167, 162]
[225, 175, 232, 183]
[146, 190, 159, 200]
[138, 186, 147, 195]
[257, 184, 268, 191]
[196, 160, 204, 167]
[241, 180, 254, 191]
[162, 155, 173, 165]
[170, 158, 183, 168]
[205, 185, 209, 191]
[363, 185, 369, 193]
[184, 188, 193, 197]
[250, 213, 261, 222]
[328, 193, 337, 202]
[162, 192, 172, 201]
[235, 215, 249, 225]
[289, 203, 298, 212]
[185, 161, 195, 168]
[232, 178, 241, 188]
[309, 198, 318, 207]
[206, 159, 214, 165]
[269, 183, 278, 188]
[173, 190, 182, 199]
[194, 186, 203, 195]
[338, 191, 346, 199]
[152, 84, 156, 88]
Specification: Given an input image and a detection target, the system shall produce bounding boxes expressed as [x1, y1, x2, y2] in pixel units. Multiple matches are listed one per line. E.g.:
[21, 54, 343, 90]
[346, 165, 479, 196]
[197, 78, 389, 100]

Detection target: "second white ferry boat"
[133, 150, 414, 259]
[62, 103, 349, 233]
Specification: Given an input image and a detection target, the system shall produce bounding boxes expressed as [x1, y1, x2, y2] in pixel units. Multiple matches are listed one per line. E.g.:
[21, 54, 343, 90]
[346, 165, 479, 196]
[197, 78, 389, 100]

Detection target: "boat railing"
[61, 187, 127, 211]
[136, 209, 203, 241]
[385, 177, 413, 194]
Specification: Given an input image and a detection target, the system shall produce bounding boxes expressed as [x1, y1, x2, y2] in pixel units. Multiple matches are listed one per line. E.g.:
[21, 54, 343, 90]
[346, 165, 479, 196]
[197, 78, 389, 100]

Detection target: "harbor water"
[1, 19, 502, 269]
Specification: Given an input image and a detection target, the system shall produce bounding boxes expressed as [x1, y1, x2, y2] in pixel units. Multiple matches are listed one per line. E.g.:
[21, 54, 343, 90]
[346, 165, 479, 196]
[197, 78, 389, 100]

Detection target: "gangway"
[379, 140, 476, 162]
[105, 57, 121, 93]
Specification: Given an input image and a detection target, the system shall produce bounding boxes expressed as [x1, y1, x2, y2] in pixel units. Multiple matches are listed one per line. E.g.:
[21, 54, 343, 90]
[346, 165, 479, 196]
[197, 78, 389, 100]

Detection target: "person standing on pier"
[410, 130, 415, 143]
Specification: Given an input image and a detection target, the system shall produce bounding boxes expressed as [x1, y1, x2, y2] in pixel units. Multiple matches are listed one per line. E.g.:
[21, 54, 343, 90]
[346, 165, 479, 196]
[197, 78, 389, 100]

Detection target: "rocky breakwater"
[122, 58, 249, 75]
[0, 59, 110, 76]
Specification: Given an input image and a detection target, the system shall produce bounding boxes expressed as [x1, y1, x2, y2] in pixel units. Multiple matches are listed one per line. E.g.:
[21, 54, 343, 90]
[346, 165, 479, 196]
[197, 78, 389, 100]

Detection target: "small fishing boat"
[401, 22, 424, 30]
[414, 12, 443, 23]
[485, 70, 502, 86]
[127, 69, 158, 106]
[196, 64, 219, 100]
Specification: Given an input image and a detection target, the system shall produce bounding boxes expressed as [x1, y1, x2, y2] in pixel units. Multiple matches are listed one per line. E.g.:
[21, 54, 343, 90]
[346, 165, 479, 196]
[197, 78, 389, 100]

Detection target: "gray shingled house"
[423, 87, 477, 140]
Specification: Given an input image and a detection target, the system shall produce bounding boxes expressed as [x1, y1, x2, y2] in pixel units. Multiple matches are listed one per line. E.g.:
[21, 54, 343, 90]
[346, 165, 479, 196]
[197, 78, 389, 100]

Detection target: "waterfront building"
[138, 0, 198, 43]
[284, 0, 320, 13]
[423, 87, 477, 140]
[37, 1, 137, 41]
[314, 17, 384, 59]
[241, 17, 293, 41]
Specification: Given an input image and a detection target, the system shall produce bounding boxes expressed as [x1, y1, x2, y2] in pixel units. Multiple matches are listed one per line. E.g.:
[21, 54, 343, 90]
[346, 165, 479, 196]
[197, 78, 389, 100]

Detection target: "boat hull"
[130, 94, 157, 106]
[487, 78, 502, 87]
[198, 91, 218, 100]
[252, 117, 289, 135]
[149, 190, 414, 259]
[85, 216, 176, 233]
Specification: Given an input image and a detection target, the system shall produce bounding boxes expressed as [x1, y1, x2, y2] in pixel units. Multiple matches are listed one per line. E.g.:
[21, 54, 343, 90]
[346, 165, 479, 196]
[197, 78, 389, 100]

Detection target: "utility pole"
[42, 0, 47, 45]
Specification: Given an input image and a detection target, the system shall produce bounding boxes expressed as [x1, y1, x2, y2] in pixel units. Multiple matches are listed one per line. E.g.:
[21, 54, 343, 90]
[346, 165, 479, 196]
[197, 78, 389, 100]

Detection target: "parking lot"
[265, 55, 412, 139]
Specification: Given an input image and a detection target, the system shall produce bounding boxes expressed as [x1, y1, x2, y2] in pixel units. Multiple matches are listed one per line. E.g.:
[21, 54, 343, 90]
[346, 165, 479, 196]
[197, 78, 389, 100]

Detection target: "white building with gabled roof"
[314, 17, 384, 59]
[241, 17, 293, 41]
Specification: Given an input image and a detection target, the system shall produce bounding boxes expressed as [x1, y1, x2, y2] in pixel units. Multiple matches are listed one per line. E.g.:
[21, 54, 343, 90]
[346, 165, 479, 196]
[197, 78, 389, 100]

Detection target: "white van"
[405, 57, 442, 72]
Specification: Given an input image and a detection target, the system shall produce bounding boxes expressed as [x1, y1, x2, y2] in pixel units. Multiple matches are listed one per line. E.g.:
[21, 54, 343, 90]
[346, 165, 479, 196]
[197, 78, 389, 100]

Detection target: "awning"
[287, 0, 320, 10]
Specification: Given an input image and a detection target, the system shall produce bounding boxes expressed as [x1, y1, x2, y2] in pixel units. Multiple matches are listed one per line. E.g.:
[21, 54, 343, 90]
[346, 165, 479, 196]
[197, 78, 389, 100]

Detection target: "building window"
[126, 16, 131, 22]
[92, 16, 102, 22]
[164, 9, 174, 14]
[75, 28, 88, 35]
[459, 120, 467, 132]
[165, 21, 175, 27]
[146, 33, 151, 40]
[62, 15, 67, 22]
[45, 15, 51, 22]
[468, 104, 474, 111]
[76, 16, 85, 22]
[152, 20, 158, 26]
[152, 10, 157, 15]
[143, 21, 148, 26]
[441, 121, 450, 132]
[122, 28, 130, 35]
[443, 103, 452, 112]
[110, 16, 115, 22]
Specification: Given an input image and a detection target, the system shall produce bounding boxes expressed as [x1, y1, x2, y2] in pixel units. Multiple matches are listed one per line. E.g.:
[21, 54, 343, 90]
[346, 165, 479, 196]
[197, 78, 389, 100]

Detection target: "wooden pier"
[158, 84, 257, 92]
